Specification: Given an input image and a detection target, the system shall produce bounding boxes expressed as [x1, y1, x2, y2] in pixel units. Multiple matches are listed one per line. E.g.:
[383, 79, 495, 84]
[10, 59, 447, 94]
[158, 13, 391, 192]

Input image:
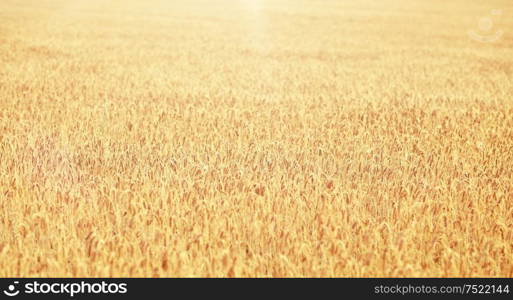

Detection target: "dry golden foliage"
[0, 0, 512, 277]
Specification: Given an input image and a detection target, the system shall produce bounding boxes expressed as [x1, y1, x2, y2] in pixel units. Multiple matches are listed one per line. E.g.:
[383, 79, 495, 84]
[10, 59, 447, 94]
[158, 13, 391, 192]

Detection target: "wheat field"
[0, 0, 512, 277]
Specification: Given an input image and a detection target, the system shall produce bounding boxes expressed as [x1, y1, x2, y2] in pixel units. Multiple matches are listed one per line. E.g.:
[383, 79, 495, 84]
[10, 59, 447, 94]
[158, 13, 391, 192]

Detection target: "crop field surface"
[0, 0, 512, 277]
